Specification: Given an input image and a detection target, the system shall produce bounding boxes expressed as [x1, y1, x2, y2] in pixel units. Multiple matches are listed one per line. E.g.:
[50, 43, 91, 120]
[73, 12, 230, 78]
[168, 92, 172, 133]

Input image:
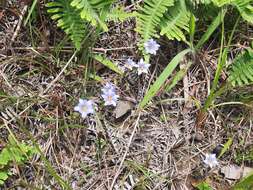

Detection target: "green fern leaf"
[70, 0, 115, 31]
[212, 0, 231, 6]
[232, 0, 253, 24]
[160, 1, 190, 41]
[212, 0, 253, 24]
[106, 7, 136, 22]
[46, 0, 87, 50]
[136, 0, 174, 46]
[0, 171, 9, 185]
[228, 49, 253, 87]
[191, 0, 212, 5]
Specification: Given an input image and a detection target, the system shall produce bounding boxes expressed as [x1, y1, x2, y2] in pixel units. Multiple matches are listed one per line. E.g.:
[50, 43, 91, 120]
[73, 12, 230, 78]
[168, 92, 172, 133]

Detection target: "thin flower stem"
[109, 113, 141, 190]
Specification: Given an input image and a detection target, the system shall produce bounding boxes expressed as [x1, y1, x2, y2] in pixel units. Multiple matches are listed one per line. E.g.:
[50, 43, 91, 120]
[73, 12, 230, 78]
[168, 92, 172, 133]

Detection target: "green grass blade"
[219, 137, 233, 158]
[196, 10, 226, 50]
[88, 73, 103, 82]
[189, 13, 196, 49]
[24, 0, 38, 26]
[165, 61, 193, 92]
[233, 172, 253, 190]
[93, 54, 123, 75]
[139, 49, 192, 108]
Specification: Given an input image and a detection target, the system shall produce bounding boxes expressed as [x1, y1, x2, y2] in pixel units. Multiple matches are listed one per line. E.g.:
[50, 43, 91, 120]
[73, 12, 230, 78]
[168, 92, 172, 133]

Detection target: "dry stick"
[180, 59, 189, 103]
[11, 5, 28, 43]
[0, 70, 13, 89]
[40, 51, 77, 96]
[0, 104, 33, 128]
[109, 113, 140, 190]
[9, 46, 134, 52]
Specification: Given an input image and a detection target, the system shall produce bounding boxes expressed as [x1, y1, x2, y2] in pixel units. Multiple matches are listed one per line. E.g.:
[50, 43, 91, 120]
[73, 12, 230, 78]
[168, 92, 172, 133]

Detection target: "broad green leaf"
[196, 10, 225, 50]
[139, 49, 192, 108]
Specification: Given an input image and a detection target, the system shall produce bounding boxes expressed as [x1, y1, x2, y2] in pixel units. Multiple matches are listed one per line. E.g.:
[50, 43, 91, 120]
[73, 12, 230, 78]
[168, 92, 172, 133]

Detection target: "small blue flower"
[74, 99, 94, 118]
[125, 58, 137, 70]
[203, 153, 219, 168]
[102, 89, 119, 107]
[101, 82, 119, 106]
[101, 82, 116, 94]
[144, 39, 160, 55]
[137, 58, 150, 75]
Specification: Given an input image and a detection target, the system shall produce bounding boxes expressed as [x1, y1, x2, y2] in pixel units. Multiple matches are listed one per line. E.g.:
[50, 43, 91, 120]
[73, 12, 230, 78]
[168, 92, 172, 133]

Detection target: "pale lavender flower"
[137, 58, 150, 75]
[144, 39, 160, 55]
[125, 58, 137, 70]
[101, 82, 116, 94]
[102, 90, 119, 106]
[203, 153, 219, 168]
[74, 99, 94, 118]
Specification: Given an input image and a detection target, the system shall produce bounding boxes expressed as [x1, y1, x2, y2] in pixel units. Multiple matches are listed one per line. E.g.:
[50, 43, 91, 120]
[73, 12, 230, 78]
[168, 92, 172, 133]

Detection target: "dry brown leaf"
[114, 100, 133, 119]
[221, 165, 253, 180]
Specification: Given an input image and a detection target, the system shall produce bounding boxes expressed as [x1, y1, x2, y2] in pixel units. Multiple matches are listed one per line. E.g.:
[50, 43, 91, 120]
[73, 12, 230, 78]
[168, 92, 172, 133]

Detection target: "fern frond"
[70, 0, 115, 31]
[232, 0, 253, 24]
[136, 0, 174, 45]
[211, 0, 231, 7]
[160, 1, 190, 41]
[190, 0, 212, 5]
[47, 0, 86, 50]
[212, 0, 253, 24]
[106, 7, 136, 22]
[228, 49, 253, 87]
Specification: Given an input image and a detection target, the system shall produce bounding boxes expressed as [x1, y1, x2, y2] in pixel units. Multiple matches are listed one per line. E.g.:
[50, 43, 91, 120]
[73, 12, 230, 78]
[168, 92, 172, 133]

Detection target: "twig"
[11, 5, 28, 43]
[7, 46, 134, 53]
[39, 51, 77, 96]
[109, 112, 140, 190]
[180, 59, 189, 103]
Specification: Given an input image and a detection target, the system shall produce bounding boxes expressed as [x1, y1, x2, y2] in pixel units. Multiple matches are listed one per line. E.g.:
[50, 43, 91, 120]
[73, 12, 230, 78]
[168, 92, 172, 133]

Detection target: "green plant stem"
[203, 84, 228, 111]
[24, 0, 38, 26]
[202, 14, 240, 111]
[211, 10, 225, 93]
[211, 15, 240, 93]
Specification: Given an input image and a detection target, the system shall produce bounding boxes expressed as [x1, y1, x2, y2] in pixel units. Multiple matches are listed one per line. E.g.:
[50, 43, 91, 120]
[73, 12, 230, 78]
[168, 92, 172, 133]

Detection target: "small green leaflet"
[219, 137, 233, 158]
[93, 54, 124, 75]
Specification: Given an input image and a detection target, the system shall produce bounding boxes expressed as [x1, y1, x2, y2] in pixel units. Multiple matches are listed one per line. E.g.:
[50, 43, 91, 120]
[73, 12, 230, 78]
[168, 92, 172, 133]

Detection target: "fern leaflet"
[228, 49, 253, 87]
[136, 0, 174, 46]
[160, 1, 190, 41]
[212, 0, 253, 24]
[47, 0, 86, 50]
[70, 0, 115, 31]
[106, 7, 136, 22]
[232, 0, 253, 24]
